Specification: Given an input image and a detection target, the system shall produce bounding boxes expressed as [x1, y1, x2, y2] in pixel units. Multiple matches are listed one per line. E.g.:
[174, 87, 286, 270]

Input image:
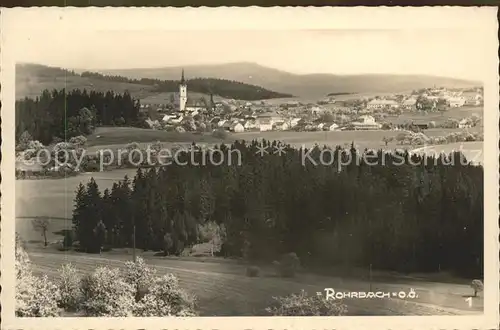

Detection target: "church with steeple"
[172, 69, 215, 114]
[179, 69, 188, 112]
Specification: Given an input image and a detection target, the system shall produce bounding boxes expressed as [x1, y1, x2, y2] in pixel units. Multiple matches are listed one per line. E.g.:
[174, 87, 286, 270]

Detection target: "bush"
[81, 267, 135, 316]
[63, 231, 74, 248]
[266, 290, 347, 316]
[212, 129, 228, 139]
[15, 239, 61, 316]
[471, 279, 484, 297]
[17, 130, 33, 150]
[57, 264, 82, 311]
[246, 266, 260, 277]
[28, 140, 44, 151]
[69, 135, 87, 147]
[274, 252, 301, 278]
[16, 274, 61, 317]
[122, 257, 157, 302]
[133, 274, 197, 317]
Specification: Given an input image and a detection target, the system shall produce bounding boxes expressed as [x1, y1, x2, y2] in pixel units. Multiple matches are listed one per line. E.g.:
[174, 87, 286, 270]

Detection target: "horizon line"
[17, 62, 481, 83]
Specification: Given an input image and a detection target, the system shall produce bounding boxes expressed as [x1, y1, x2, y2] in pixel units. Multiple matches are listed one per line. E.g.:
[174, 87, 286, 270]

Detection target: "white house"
[402, 98, 417, 109]
[350, 115, 382, 130]
[317, 123, 325, 130]
[217, 120, 227, 127]
[367, 99, 399, 109]
[324, 123, 339, 131]
[448, 97, 466, 108]
[310, 106, 327, 115]
[290, 118, 302, 128]
[274, 122, 289, 131]
[243, 119, 257, 130]
[162, 114, 176, 122]
[230, 122, 245, 133]
[459, 118, 472, 129]
[257, 117, 273, 132]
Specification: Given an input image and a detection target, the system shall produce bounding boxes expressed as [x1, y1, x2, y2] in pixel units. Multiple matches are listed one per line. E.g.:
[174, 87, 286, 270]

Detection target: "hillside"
[100, 62, 481, 98]
[16, 63, 292, 101]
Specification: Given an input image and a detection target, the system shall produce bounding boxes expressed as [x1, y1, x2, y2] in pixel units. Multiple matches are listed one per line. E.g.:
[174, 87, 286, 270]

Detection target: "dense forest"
[71, 140, 483, 278]
[15, 89, 147, 144]
[80, 71, 293, 100]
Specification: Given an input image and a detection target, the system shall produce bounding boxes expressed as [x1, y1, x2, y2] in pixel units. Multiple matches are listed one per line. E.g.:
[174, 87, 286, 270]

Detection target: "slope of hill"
[16, 63, 292, 101]
[100, 62, 481, 98]
[16, 63, 156, 100]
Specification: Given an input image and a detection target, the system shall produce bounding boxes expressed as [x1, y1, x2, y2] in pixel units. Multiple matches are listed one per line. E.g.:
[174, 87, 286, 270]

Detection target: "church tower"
[179, 69, 188, 112]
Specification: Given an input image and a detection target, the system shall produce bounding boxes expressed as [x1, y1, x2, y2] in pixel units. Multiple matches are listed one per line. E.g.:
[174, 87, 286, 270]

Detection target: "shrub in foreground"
[274, 252, 300, 278]
[471, 279, 484, 297]
[246, 266, 260, 277]
[266, 290, 347, 316]
[81, 267, 135, 316]
[57, 264, 82, 311]
[15, 238, 61, 317]
[122, 257, 157, 301]
[133, 274, 197, 316]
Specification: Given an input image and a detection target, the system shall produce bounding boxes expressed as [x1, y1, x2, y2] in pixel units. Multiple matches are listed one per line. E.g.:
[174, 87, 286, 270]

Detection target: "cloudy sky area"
[10, 16, 491, 81]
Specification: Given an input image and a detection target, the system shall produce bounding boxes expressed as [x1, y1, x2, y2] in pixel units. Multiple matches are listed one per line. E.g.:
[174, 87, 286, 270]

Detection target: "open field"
[85, 126, 482, 153]
[16, 169, 138, 243]
[411, 142, 484, 165]
[26, 249, 483, 316]
[16, 70, 156, 101]
[87, 126, 226, 147]
[234, 129, 482, 150]
[386, 106, 483, 125]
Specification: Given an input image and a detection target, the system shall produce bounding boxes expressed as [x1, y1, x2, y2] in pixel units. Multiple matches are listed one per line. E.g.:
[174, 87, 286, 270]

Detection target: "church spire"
[180, 69, 185, 85]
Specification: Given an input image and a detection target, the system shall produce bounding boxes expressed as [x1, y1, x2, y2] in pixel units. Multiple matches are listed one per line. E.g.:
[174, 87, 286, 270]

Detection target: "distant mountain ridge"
[16, 63, 293, 101]
[98, 62, 481, 98]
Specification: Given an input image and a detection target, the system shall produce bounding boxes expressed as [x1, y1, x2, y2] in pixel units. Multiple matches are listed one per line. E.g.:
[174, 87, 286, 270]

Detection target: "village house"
[448, 97, 466, 108]
[402, 98, 417, 110]
[310, 105, 326, 116]
[462, 91, 483, 106]
[273, 121, 289, 131]
[366, 99, 399, 110]
[290, 117, 302, 128]
[459, 118, 473, 129]
[230, 122, 245, 133]
[350, 115, 382, 130]
[243, 119, 257, 130]
[257, 117, 273, 132]
[323, 122, 339, 131]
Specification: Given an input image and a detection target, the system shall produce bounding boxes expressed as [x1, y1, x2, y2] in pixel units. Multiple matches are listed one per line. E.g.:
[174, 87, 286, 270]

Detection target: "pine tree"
[72, 182, 87, 244]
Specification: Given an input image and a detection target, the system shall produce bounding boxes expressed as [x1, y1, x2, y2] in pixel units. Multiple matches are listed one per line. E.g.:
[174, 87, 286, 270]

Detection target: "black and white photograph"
[1, 6, 498, 330]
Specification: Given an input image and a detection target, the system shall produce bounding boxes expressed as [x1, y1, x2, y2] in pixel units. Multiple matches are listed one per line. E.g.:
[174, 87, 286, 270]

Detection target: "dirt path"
[28, 251, 482, 316]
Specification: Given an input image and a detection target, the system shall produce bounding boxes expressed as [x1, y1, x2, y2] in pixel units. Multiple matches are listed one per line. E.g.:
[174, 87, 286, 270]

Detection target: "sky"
[4, 8, 495, 81]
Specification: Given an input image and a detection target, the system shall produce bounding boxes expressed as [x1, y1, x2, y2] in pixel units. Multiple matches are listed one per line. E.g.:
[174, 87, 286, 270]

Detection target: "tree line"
[81, 71, 293, 100]
[15, 89, 147, 144]
[71, 140, 483, 278]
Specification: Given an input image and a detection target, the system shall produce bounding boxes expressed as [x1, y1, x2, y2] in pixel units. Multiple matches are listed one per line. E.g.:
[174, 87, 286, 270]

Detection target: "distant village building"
[459, 118, 472, 129]
[274, 121, 289, 131]
[324, 122, 339, 131]
[230, 122, 245, 133]
[350, 115, 382, 130]
[257, 117, 273, 132]
[402, 98, 417, 110]
[462, 92, 483, 106]
[367, 99, 399, 110]
[448, 97, 466, 108]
